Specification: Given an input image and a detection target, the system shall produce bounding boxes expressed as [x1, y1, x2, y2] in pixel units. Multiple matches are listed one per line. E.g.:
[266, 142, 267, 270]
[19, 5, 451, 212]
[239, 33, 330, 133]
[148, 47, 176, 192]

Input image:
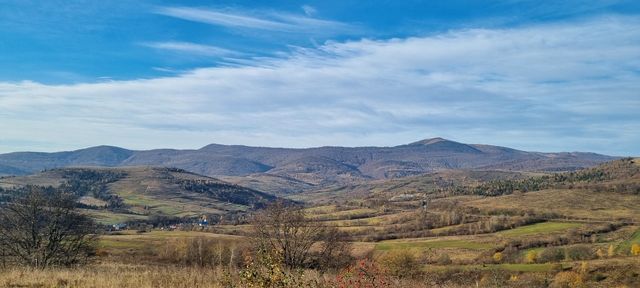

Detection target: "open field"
[376, 238, 494, 251]
[99, 230, 243, 251]
[466, 189, 640, 221]
[496, 221, 583, 237]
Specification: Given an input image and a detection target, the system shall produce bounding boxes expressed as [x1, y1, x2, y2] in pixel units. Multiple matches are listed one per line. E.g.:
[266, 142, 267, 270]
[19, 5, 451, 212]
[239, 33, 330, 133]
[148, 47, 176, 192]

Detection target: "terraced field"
[496, 222, 583, 237]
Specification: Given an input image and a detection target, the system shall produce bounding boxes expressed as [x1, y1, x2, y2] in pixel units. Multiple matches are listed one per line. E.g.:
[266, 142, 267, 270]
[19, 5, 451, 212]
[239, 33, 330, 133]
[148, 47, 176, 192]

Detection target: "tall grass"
[0, 263, 232, 288]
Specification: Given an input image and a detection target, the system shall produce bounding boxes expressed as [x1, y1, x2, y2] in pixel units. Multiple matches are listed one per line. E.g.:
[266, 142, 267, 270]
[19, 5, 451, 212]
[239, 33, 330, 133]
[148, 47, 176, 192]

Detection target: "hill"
[0, 166, 278, 224]
[0, 138, 616, 193]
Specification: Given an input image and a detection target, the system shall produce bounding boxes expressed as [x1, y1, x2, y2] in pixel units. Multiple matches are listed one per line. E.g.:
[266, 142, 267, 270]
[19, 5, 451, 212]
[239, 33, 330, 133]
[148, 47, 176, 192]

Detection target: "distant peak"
[409, 137, 451, 145]
[82, 145, 128, 151]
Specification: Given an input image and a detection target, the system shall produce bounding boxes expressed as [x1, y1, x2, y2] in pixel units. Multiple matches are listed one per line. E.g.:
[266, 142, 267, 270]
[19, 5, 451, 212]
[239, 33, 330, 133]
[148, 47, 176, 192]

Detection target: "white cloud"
[0, 16, 639, 155]
[141, 41, 238, 57]
[154, 6, 355, 34]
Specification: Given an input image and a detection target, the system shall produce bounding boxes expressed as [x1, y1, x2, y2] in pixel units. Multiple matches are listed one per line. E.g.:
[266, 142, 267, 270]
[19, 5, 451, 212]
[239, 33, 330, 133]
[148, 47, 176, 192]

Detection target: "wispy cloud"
[154, 6, 355, 33]
[141, 41, 238, 57]
[302, 5, 317, 17]
[0, 16, 638, 155]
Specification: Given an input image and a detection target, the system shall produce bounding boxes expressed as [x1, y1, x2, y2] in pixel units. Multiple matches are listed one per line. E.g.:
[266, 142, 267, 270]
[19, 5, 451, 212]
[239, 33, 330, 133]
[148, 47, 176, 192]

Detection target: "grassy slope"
[466, 189, 640, 221]
[1, 167, 275, 224]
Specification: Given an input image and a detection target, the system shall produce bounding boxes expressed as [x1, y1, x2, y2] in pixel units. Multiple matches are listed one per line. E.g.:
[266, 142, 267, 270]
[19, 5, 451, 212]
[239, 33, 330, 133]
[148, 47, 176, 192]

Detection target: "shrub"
[335, 259, 391, 288]
[500, 246, 520, 263]
[565, 245, 595, 261]
[479, 270, 509, 287]
[550, 271, 584, 288]
[436, 253, 452, 265]
[240, 249, 305, 288]
[379, 251, 422, 279]
[156, 237, 244, 267]
[539, 247, 565, 263]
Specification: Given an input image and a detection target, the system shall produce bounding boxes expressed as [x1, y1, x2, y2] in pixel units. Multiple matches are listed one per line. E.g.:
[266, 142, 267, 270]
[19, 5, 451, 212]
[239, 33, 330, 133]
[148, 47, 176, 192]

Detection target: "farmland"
[1, 158, 640, 287]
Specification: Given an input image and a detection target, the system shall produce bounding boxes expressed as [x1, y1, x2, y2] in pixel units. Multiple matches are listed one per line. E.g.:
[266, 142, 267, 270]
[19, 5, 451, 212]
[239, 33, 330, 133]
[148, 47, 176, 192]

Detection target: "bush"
[156, 237, 245, 267]
[240, 249, 310, 288]
[500, 246, 521, 263]
[335, 259, 391, 288]
[550, 271, 584, 288]
[379, 251, 422, 279]
[539, 247, 565, 263]
[436, 253, 452, 265]
[565, 245, 595, 261]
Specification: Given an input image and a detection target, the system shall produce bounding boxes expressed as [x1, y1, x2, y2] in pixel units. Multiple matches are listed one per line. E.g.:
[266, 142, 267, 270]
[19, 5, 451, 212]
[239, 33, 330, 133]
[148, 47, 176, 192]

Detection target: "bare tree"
[0, 186, 97, 268]
[250, 201, 351, 270]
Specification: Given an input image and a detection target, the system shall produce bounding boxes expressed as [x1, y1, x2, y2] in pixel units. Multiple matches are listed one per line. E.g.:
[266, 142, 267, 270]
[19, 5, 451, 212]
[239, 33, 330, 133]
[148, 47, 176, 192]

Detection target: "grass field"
[376, 238, 494, 251]
[497, 222, 583, 237]
[82, 209, 147, 225]
[466, 189, 640, 221]
[99, 230, 244, 252]
[308, 207, 379, 221]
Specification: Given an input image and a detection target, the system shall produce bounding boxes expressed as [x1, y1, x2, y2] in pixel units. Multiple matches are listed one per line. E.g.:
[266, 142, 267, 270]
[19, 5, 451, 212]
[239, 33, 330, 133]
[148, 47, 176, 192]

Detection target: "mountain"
[0, 146, 133, 175]
[0, 138, 617, 193]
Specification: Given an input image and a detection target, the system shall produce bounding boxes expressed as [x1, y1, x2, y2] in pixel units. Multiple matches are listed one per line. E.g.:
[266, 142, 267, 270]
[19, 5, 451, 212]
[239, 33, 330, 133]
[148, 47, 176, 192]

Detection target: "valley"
[0, 141, 637, 287]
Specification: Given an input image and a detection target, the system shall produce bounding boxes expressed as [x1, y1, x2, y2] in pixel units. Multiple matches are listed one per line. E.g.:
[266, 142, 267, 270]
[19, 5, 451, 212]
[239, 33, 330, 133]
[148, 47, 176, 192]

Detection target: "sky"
[0, 1, 639, 155]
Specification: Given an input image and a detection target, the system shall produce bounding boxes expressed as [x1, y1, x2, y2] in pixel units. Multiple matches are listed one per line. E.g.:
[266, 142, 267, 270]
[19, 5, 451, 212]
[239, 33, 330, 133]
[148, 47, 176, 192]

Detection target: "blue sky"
[0, 0, 639, 155]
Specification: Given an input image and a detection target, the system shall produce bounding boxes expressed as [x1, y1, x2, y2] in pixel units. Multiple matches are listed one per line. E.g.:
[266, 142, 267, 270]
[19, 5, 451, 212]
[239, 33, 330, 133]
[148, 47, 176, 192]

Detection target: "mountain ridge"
[0, 138, 618, 192]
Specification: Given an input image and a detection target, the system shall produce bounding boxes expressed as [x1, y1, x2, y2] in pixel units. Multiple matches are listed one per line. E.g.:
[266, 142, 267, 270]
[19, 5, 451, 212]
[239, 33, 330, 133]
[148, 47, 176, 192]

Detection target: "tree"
[0, 186, 97, 268]
[250, 201, 351, 270]
[525, 250, 538, 263]
[492, 252, 503, 263]
[632, 243, 640, 256]
[607, 244, 615, 257]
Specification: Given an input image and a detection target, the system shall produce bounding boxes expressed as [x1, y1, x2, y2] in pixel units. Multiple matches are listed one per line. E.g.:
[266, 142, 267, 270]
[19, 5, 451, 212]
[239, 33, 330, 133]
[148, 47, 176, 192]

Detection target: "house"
[198, 215, 209, 226]
[112, 223, 127, 231]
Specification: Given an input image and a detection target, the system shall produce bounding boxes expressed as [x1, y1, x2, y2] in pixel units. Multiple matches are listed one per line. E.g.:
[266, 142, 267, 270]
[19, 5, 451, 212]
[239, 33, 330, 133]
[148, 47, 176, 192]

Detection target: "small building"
[112, 223, 127, 231]
[198, 215, 209, 226]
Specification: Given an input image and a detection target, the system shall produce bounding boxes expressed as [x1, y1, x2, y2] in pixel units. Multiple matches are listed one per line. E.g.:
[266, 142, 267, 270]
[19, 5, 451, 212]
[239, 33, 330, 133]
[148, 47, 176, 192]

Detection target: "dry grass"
[466, 189, 640, 221]
[0, 263, 233, 288]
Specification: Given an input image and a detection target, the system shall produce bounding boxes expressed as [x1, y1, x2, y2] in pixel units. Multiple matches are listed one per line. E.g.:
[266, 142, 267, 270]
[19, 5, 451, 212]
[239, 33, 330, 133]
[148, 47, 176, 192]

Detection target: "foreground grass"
[0, 264, 234, 288]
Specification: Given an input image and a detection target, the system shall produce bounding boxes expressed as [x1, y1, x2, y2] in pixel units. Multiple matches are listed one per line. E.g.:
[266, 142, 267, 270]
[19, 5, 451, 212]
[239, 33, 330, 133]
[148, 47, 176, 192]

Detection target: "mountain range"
[0, 138, 616, 193]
